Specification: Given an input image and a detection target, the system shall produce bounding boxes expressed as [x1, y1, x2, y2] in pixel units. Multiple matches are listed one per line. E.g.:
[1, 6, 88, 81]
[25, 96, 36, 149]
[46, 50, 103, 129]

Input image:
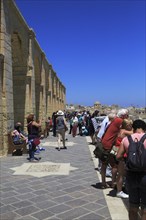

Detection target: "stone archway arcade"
[0, 0, 66, 156]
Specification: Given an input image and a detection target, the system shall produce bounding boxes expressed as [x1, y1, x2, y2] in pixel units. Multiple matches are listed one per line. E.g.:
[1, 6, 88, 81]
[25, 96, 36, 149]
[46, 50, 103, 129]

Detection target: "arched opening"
[11, 32, 27, 126]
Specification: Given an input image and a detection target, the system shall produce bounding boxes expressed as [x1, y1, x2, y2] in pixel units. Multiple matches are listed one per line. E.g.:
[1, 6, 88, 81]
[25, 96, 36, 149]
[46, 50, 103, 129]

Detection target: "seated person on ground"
[11, 122, 28, 145]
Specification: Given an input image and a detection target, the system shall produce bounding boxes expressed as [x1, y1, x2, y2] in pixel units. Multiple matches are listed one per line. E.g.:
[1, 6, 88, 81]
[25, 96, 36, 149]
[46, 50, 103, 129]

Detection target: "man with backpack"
[56, 110, 68, 151]
[116, 119, 146, 220]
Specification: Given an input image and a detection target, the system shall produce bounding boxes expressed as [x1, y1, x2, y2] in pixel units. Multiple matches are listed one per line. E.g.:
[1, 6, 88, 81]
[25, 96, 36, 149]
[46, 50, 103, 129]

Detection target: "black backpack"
[126, 134, 146, 172]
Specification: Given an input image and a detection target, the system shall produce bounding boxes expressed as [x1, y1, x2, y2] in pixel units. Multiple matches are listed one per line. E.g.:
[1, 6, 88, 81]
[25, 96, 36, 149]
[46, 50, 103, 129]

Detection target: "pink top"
[122, 133, 146, 154]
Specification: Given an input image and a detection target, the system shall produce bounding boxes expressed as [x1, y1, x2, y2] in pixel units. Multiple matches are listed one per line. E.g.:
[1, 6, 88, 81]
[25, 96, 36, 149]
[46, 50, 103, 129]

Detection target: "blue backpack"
[126, 134, 146, 172]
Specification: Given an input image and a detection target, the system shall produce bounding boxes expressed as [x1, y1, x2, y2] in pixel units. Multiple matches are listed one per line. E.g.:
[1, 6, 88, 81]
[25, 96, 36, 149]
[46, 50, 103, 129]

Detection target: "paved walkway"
[0, 132, 129, 220]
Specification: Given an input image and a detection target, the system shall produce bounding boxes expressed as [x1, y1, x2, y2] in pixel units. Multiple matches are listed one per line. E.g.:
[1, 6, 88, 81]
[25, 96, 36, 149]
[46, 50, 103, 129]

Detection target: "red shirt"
[101, 117, 123, 150]
[115, 136, 123, 147]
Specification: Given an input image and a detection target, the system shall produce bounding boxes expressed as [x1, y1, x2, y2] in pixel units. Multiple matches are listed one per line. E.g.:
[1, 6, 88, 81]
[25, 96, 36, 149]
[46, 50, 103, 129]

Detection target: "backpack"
[126, 134, 146, 172]
[56, 116, 65, 130]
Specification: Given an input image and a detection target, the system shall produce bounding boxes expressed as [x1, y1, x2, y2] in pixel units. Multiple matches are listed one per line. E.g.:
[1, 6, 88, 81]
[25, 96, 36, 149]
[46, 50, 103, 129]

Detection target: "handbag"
[32, 138, 40, 146]
[93, 140, 109, 162]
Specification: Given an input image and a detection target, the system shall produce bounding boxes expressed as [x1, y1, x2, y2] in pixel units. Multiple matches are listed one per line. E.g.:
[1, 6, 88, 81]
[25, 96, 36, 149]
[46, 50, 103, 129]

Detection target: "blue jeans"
[28, 140, 39, 161]
[126, 171, 146, 208]
[28, 141, 34, 159]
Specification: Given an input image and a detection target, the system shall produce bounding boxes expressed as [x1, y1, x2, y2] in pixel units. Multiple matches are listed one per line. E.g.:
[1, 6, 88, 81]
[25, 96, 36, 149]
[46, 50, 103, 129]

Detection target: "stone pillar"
[62, 87, 66, 110]
[60, 85, 63, 110]
[39, 52, 46, 125]
[0, 54, 4, 155]
[25, 29, 36, 126]
[47, 65, 53, 116]
[51, 73, 55, 112]
[53, 73, 58, 111]
[56, 79, 58, 110]
[58, 82, 61, 109]
[0, 0, 14, 155]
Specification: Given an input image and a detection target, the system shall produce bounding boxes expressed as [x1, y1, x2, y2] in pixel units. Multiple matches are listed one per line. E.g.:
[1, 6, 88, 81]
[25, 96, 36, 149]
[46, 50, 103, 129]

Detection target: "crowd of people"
[92, 109, 146, 220]
[11, 108, 146, 220]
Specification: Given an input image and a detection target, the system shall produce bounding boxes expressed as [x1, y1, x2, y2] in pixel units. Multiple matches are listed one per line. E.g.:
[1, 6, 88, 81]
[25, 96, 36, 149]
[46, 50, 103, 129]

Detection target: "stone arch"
[11, 31, 27, 127]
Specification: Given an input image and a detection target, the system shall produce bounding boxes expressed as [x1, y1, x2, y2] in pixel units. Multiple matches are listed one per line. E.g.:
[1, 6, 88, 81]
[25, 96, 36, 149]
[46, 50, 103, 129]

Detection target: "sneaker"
[34, 150, 40, 154]
[39, 147, 45, 151]
[60, 146, 67, 150]
[30, 157, 41, 162]
[29, 159, 39, 162]
[116, 191, 129, 199]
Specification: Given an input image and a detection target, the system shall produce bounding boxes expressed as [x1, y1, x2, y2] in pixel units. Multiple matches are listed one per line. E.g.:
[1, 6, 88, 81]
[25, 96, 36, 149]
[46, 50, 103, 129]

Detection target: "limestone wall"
[0, 0, 66, 156]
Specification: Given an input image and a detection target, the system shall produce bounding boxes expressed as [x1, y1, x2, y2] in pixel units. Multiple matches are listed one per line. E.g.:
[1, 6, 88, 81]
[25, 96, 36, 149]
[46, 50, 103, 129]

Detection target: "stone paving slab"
[0, 132, 128, 220]
[10, 162, 78, 177]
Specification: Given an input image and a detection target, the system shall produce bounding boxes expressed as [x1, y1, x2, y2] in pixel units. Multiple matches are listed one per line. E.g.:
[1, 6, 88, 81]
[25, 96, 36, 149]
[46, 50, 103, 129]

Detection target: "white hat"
[57, 110, 64, 116]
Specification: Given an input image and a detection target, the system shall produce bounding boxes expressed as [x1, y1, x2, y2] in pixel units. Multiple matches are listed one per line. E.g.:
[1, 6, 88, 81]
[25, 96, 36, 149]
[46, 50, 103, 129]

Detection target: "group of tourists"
[11, 108, 146, 220]
[92, 108, 146, 220]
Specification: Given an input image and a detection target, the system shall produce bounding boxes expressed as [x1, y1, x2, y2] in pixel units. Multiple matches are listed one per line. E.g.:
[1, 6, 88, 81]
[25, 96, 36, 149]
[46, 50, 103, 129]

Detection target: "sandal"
[101, 183, 110, 189]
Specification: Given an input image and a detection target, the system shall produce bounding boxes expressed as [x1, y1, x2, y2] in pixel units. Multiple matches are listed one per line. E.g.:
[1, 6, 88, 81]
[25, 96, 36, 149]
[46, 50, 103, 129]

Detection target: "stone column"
[0, 54, 4, 155]
[60, 83, 63, 110]
[39, 52, 46, 124]
[58, 82, 61, 109]
[25, 29, 36, 123]
[0, 0, 14, 155]
[60, 86, 63, 110]
[54, 74, 57, 111]
[62, 87, 66, 110]
[47, 65, 53, 116]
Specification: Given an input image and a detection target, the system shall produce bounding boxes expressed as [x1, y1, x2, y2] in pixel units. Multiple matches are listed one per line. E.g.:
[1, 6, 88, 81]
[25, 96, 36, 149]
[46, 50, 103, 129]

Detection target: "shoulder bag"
[93, 140, 110, 162]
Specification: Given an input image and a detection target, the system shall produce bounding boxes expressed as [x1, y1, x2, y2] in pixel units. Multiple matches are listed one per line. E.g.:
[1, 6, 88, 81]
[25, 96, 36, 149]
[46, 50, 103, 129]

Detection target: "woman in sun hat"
[56, 110, 68, 151]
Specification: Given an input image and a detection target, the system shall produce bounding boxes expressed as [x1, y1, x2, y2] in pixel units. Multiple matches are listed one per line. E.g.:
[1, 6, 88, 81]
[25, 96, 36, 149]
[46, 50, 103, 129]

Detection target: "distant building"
[94, 101, 101, 108]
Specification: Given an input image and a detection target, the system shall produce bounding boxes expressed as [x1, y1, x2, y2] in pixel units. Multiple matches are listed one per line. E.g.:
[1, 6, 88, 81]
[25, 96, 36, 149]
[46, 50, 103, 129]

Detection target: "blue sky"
[15, 0, 145, 108]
